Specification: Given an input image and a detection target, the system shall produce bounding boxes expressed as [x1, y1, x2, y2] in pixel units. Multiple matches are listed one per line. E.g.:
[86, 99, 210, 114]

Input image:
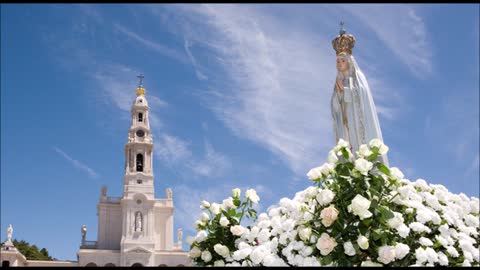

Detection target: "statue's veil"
[336, 53, 389, 165]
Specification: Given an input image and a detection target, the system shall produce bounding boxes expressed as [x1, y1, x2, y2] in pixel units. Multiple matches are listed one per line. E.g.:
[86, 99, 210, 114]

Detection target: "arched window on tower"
[138, 113, 143, 122]
[136, 154, 144, 172]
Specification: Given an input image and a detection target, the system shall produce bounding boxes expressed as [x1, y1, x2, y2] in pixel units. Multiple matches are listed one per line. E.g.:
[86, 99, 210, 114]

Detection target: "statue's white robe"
[331, 71, 389, 166]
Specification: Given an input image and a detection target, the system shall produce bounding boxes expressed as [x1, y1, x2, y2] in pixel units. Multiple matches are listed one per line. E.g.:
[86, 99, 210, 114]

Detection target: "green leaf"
[341, 148, 350, 159]
[233, 199, 241, 207]
[376, 163, 390, 175]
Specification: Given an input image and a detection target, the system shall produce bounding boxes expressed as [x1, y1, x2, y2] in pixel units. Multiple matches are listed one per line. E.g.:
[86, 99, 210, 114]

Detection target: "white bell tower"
[120, 74, 156, 266]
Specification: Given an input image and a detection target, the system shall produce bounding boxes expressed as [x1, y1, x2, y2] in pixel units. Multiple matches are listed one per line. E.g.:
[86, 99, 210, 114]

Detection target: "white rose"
[316, 189, 335, 206]
[377, 245, 396, 264]
[437, 251, 449, 266]
[220, 216, 230, 227]
[358, 144, 373, 158]
[230, 225, 246, 236]
[419, 237, 434, 247]
[357, 235, 369, 250]
[387, 211, 404, 229]
[344, 241, 356, 256]
[354, 158, 373, 175]
[223, 197, 236, 209]
[201, 250, 212, 263]
[307, 167, 322, 181]
[189, 246, 202, 258]
[394, 243, 410, 260]
[389, 167, 404, 181]
[298, 227, 312, 242]
[328, 150, 339, 164]
[232, 188, 241, 198]
[415, 247, 428, 264]
[250, 246, 269, 265]
[201, 200, 210, 209]
[195, 220, 206, 230]
[245, 189, 260, 204]
[369, 138, 388, 155]
[305, 186, 318, 198]
[316, 233, 337, 256]
[185, 236, 195, 246]
[320, 206, 339, 227]
[214, 260, 225, 266]
[195, 230, 208, 243]
[201, 212, 210, 222]
[210, 203, 221, 215]
[347, 194, 372, 220]
[397, 224, 410, 238]
[214, 243, 230, 258]
[337, 138, 350, 148]
[319, 162, 334, 176]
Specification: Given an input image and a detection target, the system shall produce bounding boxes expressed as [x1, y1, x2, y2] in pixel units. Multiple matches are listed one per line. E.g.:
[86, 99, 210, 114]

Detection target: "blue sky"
[1, 4, 478, 261]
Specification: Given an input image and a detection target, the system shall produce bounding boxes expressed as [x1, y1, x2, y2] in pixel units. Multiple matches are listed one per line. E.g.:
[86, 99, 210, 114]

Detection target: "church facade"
[1, 78, 191, 267]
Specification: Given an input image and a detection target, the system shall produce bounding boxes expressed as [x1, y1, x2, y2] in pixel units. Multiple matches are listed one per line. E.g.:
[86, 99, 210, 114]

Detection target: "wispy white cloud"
[53, 146, 99, 179]
[340, 4, 432, 77]
[114, 23, 189, 64]
[184, 37, 208, 81]
[188, 140, 231, 177]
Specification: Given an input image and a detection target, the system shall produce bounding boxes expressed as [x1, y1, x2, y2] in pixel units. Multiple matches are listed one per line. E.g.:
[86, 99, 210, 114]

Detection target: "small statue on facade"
[4, 224, 13, 246]
[135, 212, 142, 232]
[101, 185, 107, 197]
[177, 228, 183, 244]
[166, 188, 173, 199]
[81, 225, 87, 242]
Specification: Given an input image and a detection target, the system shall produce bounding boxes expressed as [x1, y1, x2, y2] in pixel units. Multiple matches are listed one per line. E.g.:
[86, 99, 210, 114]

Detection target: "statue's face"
[336, 56, 349, 73]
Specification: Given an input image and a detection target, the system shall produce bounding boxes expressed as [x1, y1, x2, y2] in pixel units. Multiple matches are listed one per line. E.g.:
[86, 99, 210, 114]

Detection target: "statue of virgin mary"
[330, 23, 389, 166]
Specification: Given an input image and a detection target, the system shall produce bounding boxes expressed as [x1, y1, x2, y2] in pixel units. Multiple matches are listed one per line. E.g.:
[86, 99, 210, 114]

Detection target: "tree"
[5, 239, 55, 261]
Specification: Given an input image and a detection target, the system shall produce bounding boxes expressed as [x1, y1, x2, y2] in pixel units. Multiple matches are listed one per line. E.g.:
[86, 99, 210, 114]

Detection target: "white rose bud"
[389, 167, 404, 181]
[210, 203, 221, 215]
[319, 162, 334, 176]
[320, 206, 339, 227]
[354, 158, 373, 176]
[223, 197, 236, 209]
[195, 230, 208, 243]
[245, 189, 260, 204]
[358, 144, 373, 158]
[201, 250, 212, 263]
[201, 200, 211, 209]
[307, 167, 323, 181]
[298, 227, 312, 242]
[214, 243, 230, 258]
[219, 216, 230, 227]
[328, 150, 339, 164]
[337, 138, 350, 148]
[344, 241, 356, 256]
[185, 236, 195, 246]
[357, 235, 369, 250]
[230, 225, 246, 236]
[201, 212, 210, 222]
[232, 188, 241, 198]
[316, 233, 338, 256]
[347, 194, 373, 220]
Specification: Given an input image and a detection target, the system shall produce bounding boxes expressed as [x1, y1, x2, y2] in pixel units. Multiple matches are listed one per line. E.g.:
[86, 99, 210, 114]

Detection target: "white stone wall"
[97, 203, 122, 250]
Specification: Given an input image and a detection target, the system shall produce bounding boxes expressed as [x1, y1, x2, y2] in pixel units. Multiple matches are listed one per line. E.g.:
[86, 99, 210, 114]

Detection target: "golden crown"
[332, 22, 355, 55]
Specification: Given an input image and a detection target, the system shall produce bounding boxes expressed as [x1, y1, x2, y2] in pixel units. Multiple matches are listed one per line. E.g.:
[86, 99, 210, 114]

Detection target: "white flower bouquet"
[188, 139, 479, 266]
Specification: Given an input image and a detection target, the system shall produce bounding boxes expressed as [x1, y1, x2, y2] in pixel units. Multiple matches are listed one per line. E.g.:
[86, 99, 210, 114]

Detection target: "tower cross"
[137, 74, 144, 87]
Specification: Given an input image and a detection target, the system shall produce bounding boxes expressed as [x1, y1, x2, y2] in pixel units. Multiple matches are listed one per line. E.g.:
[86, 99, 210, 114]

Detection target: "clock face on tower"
[136, 129, 145, 138]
